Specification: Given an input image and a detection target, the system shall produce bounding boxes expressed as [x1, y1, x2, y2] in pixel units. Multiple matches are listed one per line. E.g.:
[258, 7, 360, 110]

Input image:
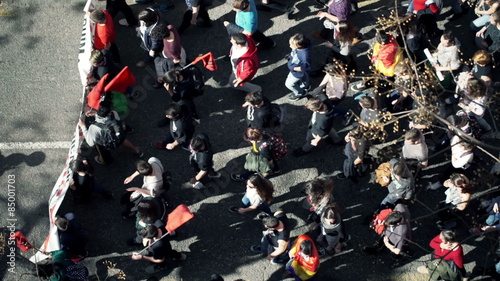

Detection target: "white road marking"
[0, 141, 72, 150]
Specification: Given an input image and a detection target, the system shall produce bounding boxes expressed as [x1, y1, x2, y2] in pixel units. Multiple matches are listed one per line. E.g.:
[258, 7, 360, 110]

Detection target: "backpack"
[269, 134, 288, 160]
[269, 104, 285, 127]
[94, 113, 126, 150]
[370, 208, 393, 235]
[65, 263, 89, 281]
[186, 65, 205, 96]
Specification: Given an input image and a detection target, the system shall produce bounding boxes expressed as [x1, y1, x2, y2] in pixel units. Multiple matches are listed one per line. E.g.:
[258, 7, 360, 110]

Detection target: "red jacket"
[413, 0, 439, 13]
[429, 234, 464, 268]
[231, 35, 259, 85]
[93, 9, 116, 50]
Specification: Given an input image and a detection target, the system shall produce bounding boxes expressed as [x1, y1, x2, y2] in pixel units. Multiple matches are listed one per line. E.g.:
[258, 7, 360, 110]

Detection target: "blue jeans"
[471, 15, 491, 31]
[241, 195, 272, 215]
[486, 213, 500, 226]
[285, 72, 309, 96]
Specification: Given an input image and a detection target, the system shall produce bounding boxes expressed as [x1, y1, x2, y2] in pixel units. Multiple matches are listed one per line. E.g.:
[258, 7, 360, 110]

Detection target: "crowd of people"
[33, 0, 500, 280]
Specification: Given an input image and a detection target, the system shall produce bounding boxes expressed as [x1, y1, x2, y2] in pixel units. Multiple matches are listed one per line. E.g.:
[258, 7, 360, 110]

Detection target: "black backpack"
[186, 65, 205, 96]
[94, 114, 126, 150]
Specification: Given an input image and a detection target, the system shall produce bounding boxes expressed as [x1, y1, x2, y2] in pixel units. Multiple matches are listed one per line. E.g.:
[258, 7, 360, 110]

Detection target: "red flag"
[14, 231, 34, 251]
[191, 52, 218, 71]
[165, 204, 194, 233]
[86, 74, 108, 109]
[105, 66, 136, 93]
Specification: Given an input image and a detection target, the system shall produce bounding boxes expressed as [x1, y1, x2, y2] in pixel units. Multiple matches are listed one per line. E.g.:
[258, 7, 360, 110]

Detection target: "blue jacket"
[287, 41, 311, 78]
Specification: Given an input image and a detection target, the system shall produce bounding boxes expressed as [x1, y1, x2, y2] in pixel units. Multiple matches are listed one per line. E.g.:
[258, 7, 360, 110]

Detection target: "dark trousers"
[109, 42, 121, 64]
[95, 144, 113, 165]
[106, 0, 138, 26]
[178, 7, 211, 33]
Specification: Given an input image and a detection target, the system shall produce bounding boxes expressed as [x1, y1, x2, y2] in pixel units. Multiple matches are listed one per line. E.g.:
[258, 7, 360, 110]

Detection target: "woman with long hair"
[229, 173, 274, 215]
[436, 173, 474, 229]
[304, 177, 335, 223]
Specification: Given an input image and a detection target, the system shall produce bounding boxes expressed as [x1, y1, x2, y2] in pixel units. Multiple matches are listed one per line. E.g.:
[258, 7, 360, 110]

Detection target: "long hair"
[248, 174, 274, 204]
[335, 21, 357, 44]
[450, 173, 474, 194]
[305, 178, 334, 206]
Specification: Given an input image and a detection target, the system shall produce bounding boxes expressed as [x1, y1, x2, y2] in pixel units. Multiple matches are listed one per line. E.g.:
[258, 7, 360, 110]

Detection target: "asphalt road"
[0, 0, 499, 281]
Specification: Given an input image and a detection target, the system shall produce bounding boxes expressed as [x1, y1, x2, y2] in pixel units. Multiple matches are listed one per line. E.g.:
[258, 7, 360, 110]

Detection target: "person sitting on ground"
[417, 230, 466, 279]
[311, 204, 348, 256]
[472, 0, 500, 32]
[478, 195, 500, 232]
[292, 93, 342, 157]
[285, 234, 320, 280]
[231, 128, 281, 181]
[188, 133, 221, 190]
[250, 211, 290, 264]
[470, 50, 493, 86]
[402, 128, 429, 168]
[286, 33, 312, 101]
[476, 10, 500, 54]
[242, 91, 273, 130]
[229, 173, 274, 216]
[152, 102, 195, 151]
[131, 225, 186, 274]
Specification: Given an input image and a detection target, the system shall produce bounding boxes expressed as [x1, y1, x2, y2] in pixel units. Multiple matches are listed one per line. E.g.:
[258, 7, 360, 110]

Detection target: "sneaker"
[208, 171, 222, 179]
[269, 169, 282, 175]
[228, 206, 240, 213]
[250, 245, 262, 253]
[135, 147, 144, 157]
[350, 81, 366, 92]
[231, 174, 244, 182]
[271, 256, 288, 264]
[151, 142, 167, 150]
[192, 181, 206, 190]
[286, 6, 295, 19]
[336, 173, 347, 180]
[136, 60, 146, 68]
[288, 93, 305, 101]
[343, 114, 354, 126]
[145, 264, 167, 274]
[118, 19, 129, 26]
[257, 212, 269, 219]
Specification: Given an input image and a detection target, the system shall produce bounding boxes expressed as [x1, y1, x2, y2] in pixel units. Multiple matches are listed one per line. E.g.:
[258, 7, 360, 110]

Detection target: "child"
[286, 33, 312, 101]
